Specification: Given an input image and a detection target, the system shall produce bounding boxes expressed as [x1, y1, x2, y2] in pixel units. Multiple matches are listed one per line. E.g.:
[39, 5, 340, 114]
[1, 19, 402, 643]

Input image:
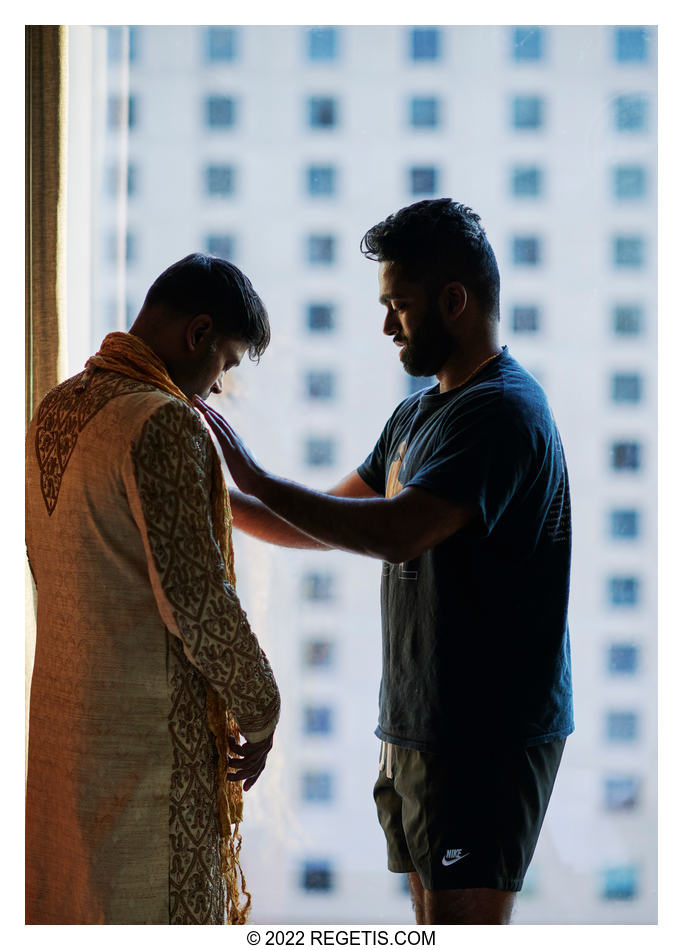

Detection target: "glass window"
[301, 860, 335, 892]
[302, 771, 334, 802]
[610, 509, 640, 538]
[611, 441, 641, 470]
[512, 305, 540, 332]
[308, 27, 337, 61]
[606, 711, 639, 742]
[305, 436, 336, 466]
[614, 94, 648, 131]
[612, 373, 642, 403]
[613, 236, 645, 268]
[302, 572, 335, 602]
[410, 27, 440, 61]
[307, 165, 336, 196]
[410, 96, 440, 128]
[309, 96, 337, 128]
[613, 304, 643, 336]
[206, 95, 236, 128]
[303, 639, 335, 669]
[614, 27, 649, 63]
[206, 27, 237, 62]
[108, 94, 138, 130]
[410, 166, 438, 195]
[307, 303, 335, 332]
[512, 27, 543, 61]
[602, 866, 639, 900]
[303, 706, 333, 735]
[306, 370, 336, 400]
[604, 776, 640, 810]
[512, 95, 544, 129]
[608, 644, 640, 675]
[205, 235, 235, 259]
[106, 163, 137, 198]
[513, 237, 541, 266]
[614, 165, 646, 199]
[107, 27, 140, 63]
[307, 235, 335, 265]
[609, 576, 640, 607]
[105, 231, 136, 264]
[205, 164, 235, 196]
[512, 165, 543, 196]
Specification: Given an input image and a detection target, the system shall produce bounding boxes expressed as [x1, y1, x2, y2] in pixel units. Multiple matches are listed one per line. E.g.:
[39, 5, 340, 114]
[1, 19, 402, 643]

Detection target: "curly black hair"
[143, 253, 270, 361]
[361, 199, 500, 318]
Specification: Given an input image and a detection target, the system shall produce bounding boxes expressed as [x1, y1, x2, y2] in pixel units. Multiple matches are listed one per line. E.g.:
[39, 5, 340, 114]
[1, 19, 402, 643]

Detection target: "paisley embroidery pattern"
[34, 372, 158, 515]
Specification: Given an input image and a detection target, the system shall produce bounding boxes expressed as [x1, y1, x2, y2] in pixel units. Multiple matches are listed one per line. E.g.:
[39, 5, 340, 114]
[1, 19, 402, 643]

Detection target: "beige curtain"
[26, 25, 68, 770]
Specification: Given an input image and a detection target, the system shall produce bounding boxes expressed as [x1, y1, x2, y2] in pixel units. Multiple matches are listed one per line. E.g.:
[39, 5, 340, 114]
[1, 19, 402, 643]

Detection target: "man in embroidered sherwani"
[26, 254, 281, 925]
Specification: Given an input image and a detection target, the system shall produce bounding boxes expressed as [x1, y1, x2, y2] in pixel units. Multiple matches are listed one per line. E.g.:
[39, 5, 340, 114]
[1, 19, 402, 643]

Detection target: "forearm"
[254, 473, 400, 561]
[229, 488, 331, 550]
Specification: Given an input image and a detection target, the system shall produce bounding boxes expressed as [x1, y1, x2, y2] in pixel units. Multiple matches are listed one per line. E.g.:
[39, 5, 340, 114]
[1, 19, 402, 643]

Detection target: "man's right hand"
[226, 730, 275, 791]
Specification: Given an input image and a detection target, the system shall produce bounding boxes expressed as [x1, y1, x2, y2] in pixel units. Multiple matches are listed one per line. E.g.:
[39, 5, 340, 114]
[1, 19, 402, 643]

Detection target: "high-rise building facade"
[68, 24, 657, 923]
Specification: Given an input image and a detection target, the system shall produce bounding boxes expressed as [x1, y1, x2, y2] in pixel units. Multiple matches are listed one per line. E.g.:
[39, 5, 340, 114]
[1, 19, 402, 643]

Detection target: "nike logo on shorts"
[442, 848, 469, 867]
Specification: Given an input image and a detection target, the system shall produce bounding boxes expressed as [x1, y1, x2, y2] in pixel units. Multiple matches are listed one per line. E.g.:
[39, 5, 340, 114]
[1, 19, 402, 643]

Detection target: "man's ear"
[184, 313, 214, 352]
[441, 282, 468, 324]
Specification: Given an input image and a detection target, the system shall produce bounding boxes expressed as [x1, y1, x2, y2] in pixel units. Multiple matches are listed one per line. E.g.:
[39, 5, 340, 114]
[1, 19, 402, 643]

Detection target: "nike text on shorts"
[373, 738, 565, 891]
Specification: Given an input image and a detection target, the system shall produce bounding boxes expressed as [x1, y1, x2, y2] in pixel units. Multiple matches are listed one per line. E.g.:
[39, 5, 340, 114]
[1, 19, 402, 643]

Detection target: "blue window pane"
[613, 236, 645, 268]
[611, 441, 641, 470]
[512, 27, 543, 61]
[307, 165, 336, 195]
[302, 771, 334, 802]
[107, 27, 139, 63]
[608, 644, 639, 674]
[108, 95, 137, 130]
[603, 866, 638, 900]
[307, 304, 335, 332]
[410, 97, 439, 128]
[306, 371, 336, 400]
[512, 305, 540, 332]
[307, 235, 335, 264]
[615, 27, 649, 63]
[305, 437, 336, 466]
[411, 28, 440, 61]
[613, 305, 643, 336]
[612, 373, 642, 403]
[303, 706, 333, 735]
[513, 237, 541, 266]
[206, 96, 236, 128]
[609, 576, 640, 606]
[606, 711, 638, 742]
[512, 96, 544, 129]
[207, 27, 237, 62]
[512, 166, 542, 196]
[610, 509, 640, 538]
[205, 165, 235, 196]
[302, 861, 335, 892]
[410, 166, 438, 195]
[605, 776, 640, 810]
[304, 640, 335, 668]
[308, 27, 337, 61]
[205, 235, 235, 259]
[302, 572, 335, 601]
[614, 95, 648, 131]
[309, 97, 337, 128]
[614, 165, 646, 199]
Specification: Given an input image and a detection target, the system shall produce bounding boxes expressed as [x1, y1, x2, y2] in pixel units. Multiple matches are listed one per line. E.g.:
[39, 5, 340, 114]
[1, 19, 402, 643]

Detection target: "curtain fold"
[26, 24, 67, 430]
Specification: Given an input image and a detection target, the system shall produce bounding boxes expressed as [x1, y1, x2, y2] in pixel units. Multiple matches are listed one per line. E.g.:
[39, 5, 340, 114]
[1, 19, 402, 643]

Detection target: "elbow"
[375, 538, 425, 564]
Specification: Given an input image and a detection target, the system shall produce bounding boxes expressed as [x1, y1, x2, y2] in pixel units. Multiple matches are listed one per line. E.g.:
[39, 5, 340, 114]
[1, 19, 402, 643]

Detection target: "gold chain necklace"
[451, 348, 503, 389]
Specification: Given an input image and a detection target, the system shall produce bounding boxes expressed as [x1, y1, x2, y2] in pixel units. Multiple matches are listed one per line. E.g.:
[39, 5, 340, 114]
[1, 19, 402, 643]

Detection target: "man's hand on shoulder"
[226, 730, 275, 791]
[194, 395, 266, 497]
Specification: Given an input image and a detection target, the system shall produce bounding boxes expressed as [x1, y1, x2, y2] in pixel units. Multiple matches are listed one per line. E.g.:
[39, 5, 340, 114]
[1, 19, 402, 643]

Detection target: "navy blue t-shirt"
[357, 348, 574, 752]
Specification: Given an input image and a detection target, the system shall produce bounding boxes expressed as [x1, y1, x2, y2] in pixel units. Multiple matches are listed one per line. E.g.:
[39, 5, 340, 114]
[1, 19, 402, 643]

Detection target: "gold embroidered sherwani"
[25, 369, 280, 924]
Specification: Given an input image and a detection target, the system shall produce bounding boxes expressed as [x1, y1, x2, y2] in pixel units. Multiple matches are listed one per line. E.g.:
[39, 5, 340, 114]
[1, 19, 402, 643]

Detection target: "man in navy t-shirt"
[195, 199, 574, 924]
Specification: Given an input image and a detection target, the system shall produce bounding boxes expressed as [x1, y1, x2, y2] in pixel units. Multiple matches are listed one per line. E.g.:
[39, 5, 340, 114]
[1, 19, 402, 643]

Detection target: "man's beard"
[396, 307, 455, 377]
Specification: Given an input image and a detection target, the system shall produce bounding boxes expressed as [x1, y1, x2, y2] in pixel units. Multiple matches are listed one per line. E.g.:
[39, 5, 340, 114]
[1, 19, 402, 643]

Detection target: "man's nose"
[383, 311, 398, 336]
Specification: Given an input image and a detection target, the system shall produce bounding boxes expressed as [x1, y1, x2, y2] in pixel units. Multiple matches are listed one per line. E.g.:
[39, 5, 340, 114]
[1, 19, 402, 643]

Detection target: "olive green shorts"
[373, 738, 565, 891]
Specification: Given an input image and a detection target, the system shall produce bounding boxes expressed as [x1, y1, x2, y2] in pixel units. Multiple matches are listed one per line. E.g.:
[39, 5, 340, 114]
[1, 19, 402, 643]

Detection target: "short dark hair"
[360, 199, 500, 317]
[143, 253, 270, 361]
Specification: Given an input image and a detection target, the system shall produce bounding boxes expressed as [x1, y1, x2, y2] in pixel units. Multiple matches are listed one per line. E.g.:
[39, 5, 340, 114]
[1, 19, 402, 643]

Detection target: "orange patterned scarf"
[84, 331, 251, 923]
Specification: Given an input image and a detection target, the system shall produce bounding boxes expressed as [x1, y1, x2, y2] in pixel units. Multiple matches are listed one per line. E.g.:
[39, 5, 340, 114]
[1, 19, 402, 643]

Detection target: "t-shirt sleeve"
[123, 398, 280, 742]
[405, 389, 532, 534]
